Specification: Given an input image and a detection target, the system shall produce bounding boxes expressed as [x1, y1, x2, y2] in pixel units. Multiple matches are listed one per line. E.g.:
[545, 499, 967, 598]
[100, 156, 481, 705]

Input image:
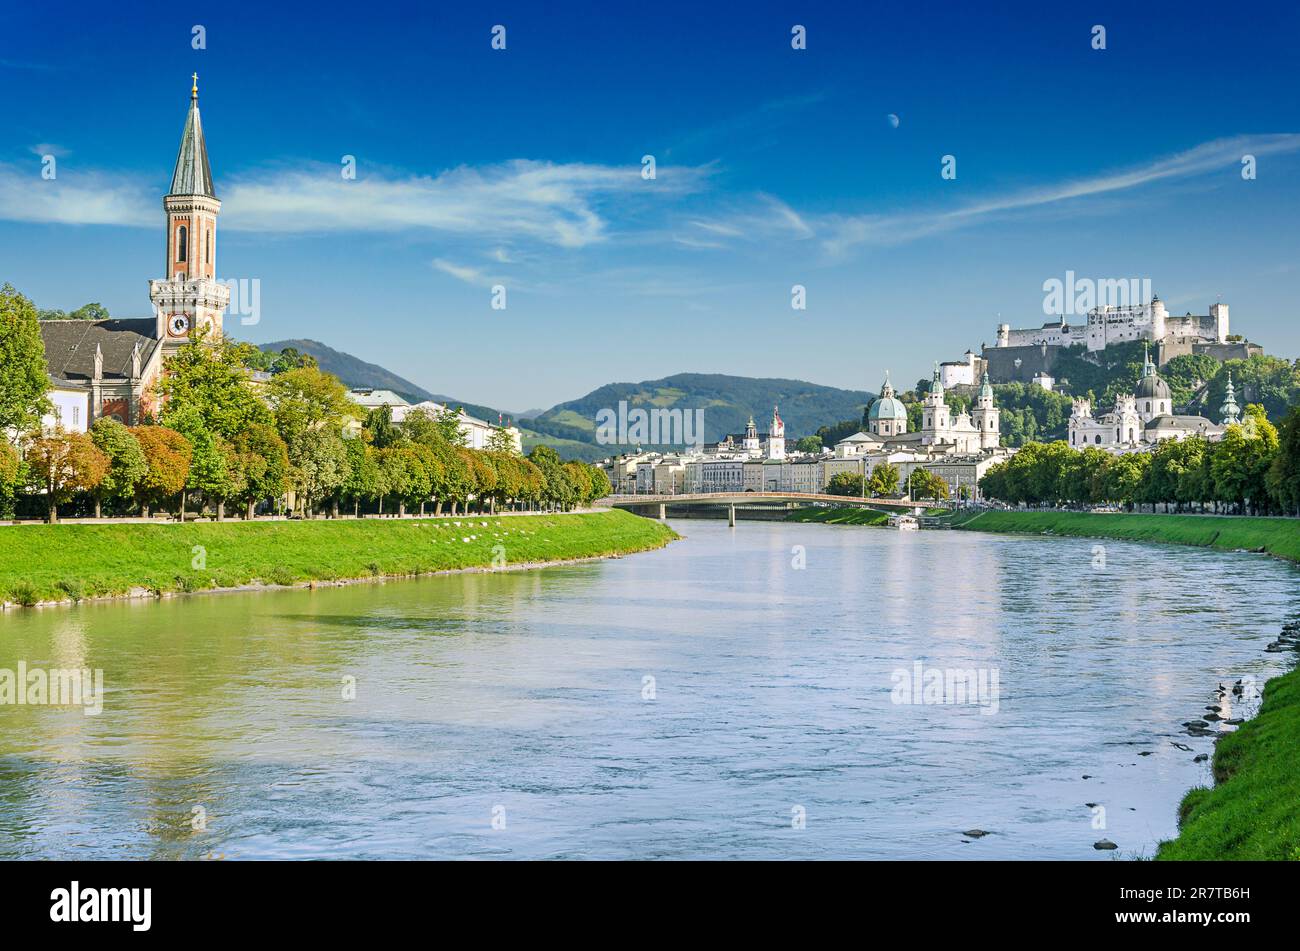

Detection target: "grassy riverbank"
[1157, 664, 1300, 860]
[785, 507, 892, 526]
[0, 509, 677, 606]
[947, 510, 1300, 563]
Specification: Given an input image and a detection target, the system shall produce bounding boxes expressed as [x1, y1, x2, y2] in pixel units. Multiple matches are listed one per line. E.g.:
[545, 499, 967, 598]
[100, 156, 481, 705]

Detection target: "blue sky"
[2, 0, 1298, 411]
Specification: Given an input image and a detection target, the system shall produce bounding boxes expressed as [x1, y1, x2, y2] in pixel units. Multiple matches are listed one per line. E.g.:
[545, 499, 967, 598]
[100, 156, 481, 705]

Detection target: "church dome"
[1134, 349, 1171, 400]
[868, 395, 908, 422]
[868, 371, 909, 422]
[1133, 373, 1171, 400]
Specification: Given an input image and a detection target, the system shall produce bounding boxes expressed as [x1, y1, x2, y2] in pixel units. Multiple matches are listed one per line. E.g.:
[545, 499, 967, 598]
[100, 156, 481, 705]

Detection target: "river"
[1, 519, 1295, 860]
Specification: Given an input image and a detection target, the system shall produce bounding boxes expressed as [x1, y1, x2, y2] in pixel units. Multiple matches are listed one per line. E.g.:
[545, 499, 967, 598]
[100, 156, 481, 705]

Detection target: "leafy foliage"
[0, 283, 50, 433]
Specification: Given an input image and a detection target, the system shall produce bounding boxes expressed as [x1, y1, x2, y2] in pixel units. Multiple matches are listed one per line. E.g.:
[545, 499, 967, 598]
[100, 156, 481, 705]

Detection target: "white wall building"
[995, 296, 1229, 354]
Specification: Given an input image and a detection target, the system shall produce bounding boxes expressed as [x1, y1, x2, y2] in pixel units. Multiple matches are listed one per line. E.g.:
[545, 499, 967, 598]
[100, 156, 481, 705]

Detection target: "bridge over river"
[595, 492, 950, 525]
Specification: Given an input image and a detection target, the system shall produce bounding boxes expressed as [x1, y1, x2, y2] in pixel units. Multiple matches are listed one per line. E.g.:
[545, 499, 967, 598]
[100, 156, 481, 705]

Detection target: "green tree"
[157, 333, 272, 440]
[1102, 452, 1149, 509]
[910, 469, 950, 501]
[89, 418, 147, 517]
[232, 422, 290, 518]
[586, 464, 612, 501]
[486, 426, 519, 455]
[527, 445, 572, 511]
[268, 367, 355, 515]
[1266, 404, 1300, 517]
[868, 462, 900, 497]
[0, 284, 51, 434]
[1211, 405, 1280, 514]
[0, 440, 25, 518]
[364, 404, 404, 448]
[434, 406, 469, 447]
[794, 435, 823, 454]
[826, 471, 865, 496]
[340, 437, 380, 517]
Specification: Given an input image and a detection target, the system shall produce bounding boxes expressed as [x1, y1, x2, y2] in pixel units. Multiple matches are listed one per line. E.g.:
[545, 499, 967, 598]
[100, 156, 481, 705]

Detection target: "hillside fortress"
[983, 293, 1260, 384]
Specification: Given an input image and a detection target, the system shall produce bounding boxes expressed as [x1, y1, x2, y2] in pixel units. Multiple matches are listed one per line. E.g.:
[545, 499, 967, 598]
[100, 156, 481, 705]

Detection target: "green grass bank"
[785, 507, 892, 526]
[947, 510, 1300, 564]
[0, 509, 678, 606]
[1157, 664, 1300, 860]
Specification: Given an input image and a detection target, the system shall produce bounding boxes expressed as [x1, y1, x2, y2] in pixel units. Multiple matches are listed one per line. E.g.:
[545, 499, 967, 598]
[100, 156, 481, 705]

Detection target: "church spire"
[170, 74, 215, 198]
[1219, 371, 1241, 426]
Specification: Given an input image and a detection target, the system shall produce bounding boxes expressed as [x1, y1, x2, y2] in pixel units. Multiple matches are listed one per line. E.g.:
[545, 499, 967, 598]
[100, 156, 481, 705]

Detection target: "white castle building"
[995, 295, 1229, 354]
[1068, 348, 1224, 450]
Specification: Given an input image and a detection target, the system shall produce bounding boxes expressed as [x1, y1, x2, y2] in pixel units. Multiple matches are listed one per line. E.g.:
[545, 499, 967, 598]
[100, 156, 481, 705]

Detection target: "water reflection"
[0, 521, 1295, 860]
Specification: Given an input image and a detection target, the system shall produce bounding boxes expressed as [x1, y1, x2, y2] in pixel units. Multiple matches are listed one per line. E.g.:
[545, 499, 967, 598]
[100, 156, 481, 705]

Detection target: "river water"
[1, 519, 1295, 860]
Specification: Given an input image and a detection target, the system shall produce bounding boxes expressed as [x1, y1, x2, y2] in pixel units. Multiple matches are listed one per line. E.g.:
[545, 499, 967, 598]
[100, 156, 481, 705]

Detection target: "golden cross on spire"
[191, 73, 199, 99]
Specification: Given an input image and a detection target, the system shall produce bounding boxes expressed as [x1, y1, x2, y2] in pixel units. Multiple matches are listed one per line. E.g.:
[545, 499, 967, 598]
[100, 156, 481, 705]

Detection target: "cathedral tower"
[922, 362, 949, 440]
[971, 371, 1001, 450]
[149, 74, 229, 354]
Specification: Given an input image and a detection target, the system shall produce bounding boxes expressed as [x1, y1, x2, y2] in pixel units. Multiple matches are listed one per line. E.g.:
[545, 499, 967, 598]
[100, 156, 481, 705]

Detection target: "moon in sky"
[887, 113, 900, 129]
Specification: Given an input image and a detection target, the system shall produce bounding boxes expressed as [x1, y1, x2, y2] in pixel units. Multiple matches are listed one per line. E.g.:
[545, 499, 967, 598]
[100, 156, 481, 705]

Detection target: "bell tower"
[149, 74, 229, 353]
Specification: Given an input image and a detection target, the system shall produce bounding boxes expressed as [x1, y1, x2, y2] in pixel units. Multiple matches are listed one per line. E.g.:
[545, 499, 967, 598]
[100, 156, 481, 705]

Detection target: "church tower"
[742, 415, 761, 456]
[971, 371, 1001, 450]
[149, 74, 229, 354]
[766, 406, 785, 459]
[921, 362, 949, 442]
[1219, 371, 1241, 426]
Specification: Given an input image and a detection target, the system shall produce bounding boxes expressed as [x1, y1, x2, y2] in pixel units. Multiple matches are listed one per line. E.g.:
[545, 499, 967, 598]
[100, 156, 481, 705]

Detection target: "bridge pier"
[728, 504, 736, 527]
[657, 503, 666, 520]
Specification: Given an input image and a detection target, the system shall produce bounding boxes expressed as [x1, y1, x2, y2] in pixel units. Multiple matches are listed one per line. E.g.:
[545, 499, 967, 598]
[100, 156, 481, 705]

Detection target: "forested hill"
[528, 373, 875, 446]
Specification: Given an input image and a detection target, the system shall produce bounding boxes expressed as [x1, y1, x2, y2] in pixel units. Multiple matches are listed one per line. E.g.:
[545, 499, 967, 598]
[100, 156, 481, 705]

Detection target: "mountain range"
[259, 340, 874, 461]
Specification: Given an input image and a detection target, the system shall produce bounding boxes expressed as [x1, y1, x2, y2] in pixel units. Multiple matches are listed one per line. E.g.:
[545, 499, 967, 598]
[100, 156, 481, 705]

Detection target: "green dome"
[868, 373, 908, 421]
[868, 395, 908, 421]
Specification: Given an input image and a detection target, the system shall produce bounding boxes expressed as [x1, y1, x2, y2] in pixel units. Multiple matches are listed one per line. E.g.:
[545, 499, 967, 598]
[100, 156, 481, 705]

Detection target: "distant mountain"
[532, 372, 874, 446]
[258, 339, 509, 423]
[257, 344, 873, 459]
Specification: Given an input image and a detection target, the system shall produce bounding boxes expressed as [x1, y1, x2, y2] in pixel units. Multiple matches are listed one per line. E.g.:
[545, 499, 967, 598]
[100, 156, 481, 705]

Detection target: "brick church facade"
[39, 75, 227, 429]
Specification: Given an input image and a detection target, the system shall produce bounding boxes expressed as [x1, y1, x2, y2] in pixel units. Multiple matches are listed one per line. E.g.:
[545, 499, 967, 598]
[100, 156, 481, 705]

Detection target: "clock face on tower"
[167, 313, 191, 337]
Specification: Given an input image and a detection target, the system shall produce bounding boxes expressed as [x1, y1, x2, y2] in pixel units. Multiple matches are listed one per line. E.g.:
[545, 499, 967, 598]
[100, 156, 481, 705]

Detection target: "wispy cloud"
[431, 258, 492, 286]
[819, 134, 1300, 255]
[220, 159, 709, 247]
[0, 162, 152, 226]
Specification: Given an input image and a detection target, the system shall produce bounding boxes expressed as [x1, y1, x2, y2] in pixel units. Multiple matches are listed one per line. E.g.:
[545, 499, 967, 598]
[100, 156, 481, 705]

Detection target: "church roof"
[170, 79, 215, 198]
[868, 396, 908, 421]
[1143, 414, 1218, 432]
[1134, 373, 1172, 400]
[39, 319, 159, 382]
[1134, 348, 1171, 400]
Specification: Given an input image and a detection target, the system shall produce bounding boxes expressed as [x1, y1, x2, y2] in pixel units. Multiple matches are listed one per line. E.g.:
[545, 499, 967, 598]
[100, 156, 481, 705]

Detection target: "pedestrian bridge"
[596, 492, 946, 523]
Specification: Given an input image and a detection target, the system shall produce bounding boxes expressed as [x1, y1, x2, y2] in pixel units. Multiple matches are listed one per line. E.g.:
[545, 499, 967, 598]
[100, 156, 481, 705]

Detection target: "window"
[177, 225, 188, 263]
[1145, 402, 1151, 413]
[206, 229, 211, 266]
[72, 406, 80, 426]
[1095, 435, 1101, 444]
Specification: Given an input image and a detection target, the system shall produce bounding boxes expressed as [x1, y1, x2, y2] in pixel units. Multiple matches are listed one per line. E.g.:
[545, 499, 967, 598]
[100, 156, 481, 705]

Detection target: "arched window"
[206, 229, 212, 267]
[177, 225, 188, 263]
[1095, 435, 1101, 444]
[1145, 401, 1151, 413]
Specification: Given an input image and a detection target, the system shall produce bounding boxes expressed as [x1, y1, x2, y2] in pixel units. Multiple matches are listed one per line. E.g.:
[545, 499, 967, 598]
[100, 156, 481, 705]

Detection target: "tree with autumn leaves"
[25, 430, 109, 523]
[1, 296, 607, 520]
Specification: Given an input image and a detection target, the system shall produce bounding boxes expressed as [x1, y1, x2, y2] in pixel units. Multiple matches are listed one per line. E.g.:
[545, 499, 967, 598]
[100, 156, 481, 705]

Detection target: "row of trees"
[979, 403, 1300, 516]
[0, 285, 610, 521]
[824, 462, 951, 501]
